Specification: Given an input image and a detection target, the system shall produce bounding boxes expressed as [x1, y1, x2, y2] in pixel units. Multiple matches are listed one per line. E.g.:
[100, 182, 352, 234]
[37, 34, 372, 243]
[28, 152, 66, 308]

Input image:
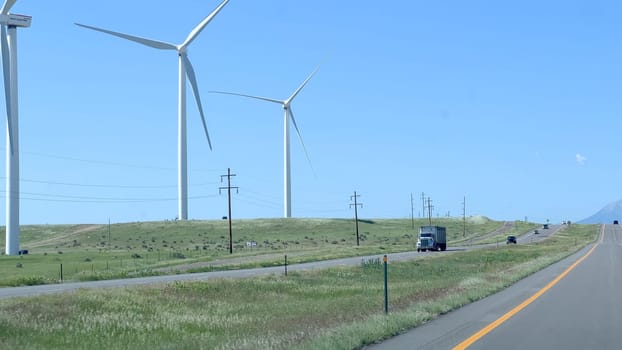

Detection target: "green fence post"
[383, 255, 388, 314]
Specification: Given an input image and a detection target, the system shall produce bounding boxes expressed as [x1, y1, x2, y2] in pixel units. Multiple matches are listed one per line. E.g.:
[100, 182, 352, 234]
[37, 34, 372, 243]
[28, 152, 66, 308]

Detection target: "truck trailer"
[417, 225, 447, 252]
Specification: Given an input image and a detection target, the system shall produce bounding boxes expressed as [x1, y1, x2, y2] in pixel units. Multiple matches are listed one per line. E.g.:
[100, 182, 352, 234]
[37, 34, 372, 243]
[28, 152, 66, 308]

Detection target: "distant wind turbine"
[1, 0, 31, 255]
[76, 0, 230, 220]
[210, 67, 319, 218]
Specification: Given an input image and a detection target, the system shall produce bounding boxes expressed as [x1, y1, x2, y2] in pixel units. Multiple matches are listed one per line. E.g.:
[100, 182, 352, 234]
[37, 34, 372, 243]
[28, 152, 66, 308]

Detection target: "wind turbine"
[1, 0, 31, 256]
[76, 0, 229, 221]
[210, 67, 319, 218]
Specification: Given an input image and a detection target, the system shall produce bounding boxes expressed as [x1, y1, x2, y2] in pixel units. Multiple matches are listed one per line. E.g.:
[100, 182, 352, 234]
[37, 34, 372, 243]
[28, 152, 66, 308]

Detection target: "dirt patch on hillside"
[26, 225, 103, 248]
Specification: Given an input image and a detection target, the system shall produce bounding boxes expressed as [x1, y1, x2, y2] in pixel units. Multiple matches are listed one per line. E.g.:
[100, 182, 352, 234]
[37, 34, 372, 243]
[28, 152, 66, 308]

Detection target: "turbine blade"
[0, 0, 16, 15]
[75, 23, 177, 50]
[1, 25, 13, 154]
[209, 90, 284, 105]
[286, 66, 320, 104]
[182, 54, 212, 150]
[181, 0, 230, 49]
[287, 106, 313, 170]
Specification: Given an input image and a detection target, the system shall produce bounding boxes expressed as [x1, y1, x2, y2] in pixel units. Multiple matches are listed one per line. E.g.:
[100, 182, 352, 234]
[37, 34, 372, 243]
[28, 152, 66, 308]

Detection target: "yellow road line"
[453, 224, 604, 350]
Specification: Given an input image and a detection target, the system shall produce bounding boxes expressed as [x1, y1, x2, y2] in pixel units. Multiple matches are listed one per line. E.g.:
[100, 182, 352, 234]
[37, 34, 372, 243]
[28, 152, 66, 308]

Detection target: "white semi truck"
[416, 225, 447, 252]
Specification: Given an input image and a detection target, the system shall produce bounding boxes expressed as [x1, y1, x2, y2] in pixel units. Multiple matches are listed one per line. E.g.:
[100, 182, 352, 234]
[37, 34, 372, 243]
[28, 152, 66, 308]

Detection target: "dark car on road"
[506, 235, 517, 244]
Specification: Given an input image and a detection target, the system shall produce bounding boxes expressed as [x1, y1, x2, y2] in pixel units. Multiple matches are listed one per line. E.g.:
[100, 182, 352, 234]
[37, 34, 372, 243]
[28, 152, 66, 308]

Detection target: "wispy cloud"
[576, 153, 587, 165]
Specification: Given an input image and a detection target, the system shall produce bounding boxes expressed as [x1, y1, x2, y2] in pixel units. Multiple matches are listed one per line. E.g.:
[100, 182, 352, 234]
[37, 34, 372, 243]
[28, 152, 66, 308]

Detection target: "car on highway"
[534, 229, 539, 234]
[614, 220, 619, 225]
[506, 235, 517, 244]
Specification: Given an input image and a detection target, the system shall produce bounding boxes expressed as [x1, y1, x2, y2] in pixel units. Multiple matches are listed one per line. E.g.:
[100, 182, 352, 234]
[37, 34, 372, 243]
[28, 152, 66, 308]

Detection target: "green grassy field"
[0, 223, 598, 350]
[0, 217, 509, 286]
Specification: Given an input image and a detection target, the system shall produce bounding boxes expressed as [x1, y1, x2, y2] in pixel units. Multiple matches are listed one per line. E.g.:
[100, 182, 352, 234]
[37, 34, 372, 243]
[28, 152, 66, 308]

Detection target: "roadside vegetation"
[0, 223, 598, 350]
[0, 217, 507, 286]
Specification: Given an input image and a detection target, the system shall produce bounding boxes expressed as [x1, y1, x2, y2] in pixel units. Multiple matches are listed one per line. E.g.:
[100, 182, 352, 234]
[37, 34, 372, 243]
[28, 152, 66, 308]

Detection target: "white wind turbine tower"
[211, 67, 319, 218]
[1, 0, 31, 256]
[76, 0, 229, 221]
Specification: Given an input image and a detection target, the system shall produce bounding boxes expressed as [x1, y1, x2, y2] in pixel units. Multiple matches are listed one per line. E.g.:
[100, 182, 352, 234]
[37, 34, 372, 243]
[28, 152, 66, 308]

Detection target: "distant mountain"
[578, 199, 622, 224]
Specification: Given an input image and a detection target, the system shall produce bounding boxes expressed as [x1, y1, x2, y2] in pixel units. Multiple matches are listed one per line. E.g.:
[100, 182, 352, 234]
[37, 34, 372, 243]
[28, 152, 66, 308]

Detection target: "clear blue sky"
[1, 0, 620, 225]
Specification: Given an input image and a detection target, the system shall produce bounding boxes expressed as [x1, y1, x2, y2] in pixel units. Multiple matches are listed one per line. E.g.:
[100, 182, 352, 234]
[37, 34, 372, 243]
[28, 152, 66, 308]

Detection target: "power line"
[410, 193, 415, 229]
[462, 195, 466, 237]
[295, 207, 349, 214]
[241, 188, 349, 212]
[243, 188, 281, 201]
[425, 197, 434, 225]
[349, 191, 363, 246]
[3, 177, 216, 189]
[6, 149, 223, 173]
[219, 168, 238, 254]
[236, 195, 281, 210]
[22, 150, 176, 171]
[0, 190, 218, 203]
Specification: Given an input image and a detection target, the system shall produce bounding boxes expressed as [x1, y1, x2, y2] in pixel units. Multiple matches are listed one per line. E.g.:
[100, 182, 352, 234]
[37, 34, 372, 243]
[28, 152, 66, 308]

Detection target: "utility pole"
[350, 191, 363, 246]
[426, 197, 434, 225]
[410, 193, 415, 229]
[219, 168, 238, 254]
[421, 192, 425, 218]
[108, 218, 111, 253]
[463, 196, 467, 236]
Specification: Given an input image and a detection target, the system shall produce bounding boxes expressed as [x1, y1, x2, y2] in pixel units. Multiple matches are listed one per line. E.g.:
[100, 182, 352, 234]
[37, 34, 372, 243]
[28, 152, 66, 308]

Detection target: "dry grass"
[0, 224, 598, 349]
[0, 217, 505, 286]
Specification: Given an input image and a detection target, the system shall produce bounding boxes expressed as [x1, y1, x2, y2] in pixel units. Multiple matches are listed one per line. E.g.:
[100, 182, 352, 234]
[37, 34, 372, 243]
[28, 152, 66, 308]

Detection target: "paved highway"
[368, 225, 616, 349]
[0, 250, 468, 299]
[516, 224, 558, 244]
[468, 224, 620, 350]
[0, 225, 561, 300]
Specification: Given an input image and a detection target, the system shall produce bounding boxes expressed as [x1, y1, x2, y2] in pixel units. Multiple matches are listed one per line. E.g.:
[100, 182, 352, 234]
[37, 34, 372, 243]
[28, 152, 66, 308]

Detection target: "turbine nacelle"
[209, 67, 320, 218]
[0, 14, 31, 27]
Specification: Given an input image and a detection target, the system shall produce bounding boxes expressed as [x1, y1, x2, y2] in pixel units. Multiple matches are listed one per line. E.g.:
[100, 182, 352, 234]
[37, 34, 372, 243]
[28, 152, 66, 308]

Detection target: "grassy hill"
[0, 222, 599, 350]
[0, 217, 534, 286]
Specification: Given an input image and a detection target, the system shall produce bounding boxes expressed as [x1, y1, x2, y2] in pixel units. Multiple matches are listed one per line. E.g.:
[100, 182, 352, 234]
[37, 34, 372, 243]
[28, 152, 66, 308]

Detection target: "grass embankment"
[0, 217, 503, 286]
[454, 221, 542, 246]
[468, 221, 539, 245]
[0, 224, 598, 350]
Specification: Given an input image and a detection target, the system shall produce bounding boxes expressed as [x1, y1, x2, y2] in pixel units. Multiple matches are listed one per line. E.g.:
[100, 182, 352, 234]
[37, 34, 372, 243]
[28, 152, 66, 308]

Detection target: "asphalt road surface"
[0, 224, 562, 300]
[0, 250, 463, 299]
[368, 224, 618, 349]
[515, 224, 558, 244]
